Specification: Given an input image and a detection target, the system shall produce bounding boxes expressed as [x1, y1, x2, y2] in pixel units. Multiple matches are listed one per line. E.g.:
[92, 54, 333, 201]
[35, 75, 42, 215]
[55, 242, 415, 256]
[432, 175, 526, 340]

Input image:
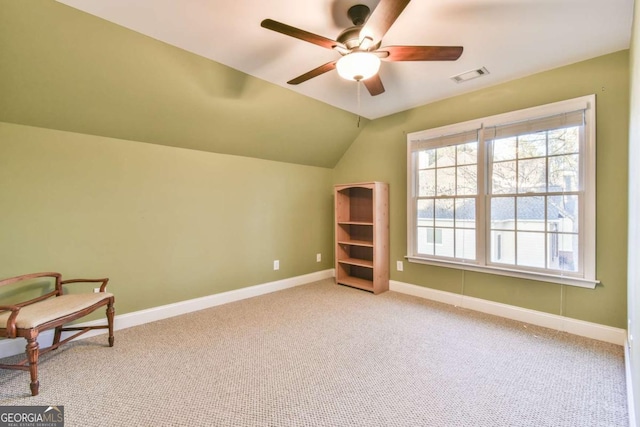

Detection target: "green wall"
[0, 52, 629, 327]
[0, 122, 334, 315]
[334, 50, 630, 329]
[628, 0, 640, 423]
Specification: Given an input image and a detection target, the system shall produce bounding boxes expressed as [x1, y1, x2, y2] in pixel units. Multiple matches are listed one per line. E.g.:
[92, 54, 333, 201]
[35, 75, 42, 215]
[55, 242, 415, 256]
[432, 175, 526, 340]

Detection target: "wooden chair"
[0, 272, 115, 396]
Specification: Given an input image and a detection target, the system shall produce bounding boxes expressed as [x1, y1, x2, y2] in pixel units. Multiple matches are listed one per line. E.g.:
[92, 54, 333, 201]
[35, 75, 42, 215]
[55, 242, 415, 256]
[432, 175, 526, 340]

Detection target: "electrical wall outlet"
[316, 253, 322, 262]
[93, 288, 100, 293]
[273, 260, 280, 270]
[396, 261, 404, 272]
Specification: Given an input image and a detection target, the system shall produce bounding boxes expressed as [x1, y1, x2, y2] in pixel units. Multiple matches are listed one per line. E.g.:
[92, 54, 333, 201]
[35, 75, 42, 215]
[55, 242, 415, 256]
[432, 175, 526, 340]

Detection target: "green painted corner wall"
[0, 0, 630, 338]
[0, 0, 364, 169]
[0, 123, 335, 315]
[334, 50, 630, 329]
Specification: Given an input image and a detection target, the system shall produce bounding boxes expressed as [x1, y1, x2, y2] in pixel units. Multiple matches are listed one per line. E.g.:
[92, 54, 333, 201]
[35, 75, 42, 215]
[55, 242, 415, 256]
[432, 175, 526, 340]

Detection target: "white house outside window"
[406, 95, 597, 288]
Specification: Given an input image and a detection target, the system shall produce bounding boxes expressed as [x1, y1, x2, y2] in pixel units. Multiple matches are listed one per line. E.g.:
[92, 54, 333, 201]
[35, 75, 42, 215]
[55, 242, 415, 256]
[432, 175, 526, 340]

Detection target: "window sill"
[406, 256, 598, 289]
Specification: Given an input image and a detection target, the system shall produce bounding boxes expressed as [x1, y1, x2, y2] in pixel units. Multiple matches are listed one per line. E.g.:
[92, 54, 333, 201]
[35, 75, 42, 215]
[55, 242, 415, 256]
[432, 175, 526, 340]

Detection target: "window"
[406, 95, 596, 288]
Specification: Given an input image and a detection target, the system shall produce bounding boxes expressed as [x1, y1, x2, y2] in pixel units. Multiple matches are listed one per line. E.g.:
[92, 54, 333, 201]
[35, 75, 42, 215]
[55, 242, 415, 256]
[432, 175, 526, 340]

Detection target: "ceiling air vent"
[451, 67, 490, 83]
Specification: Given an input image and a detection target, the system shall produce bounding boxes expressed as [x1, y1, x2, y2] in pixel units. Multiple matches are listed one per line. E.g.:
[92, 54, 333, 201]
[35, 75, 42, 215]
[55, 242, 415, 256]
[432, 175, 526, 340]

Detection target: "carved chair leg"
[106, 301, 115, 347]
[26, 337, 40, 396]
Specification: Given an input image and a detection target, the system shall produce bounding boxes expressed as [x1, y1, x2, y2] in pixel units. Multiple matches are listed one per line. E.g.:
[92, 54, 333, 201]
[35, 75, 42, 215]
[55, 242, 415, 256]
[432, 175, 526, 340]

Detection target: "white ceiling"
[56, 0, 633, 119]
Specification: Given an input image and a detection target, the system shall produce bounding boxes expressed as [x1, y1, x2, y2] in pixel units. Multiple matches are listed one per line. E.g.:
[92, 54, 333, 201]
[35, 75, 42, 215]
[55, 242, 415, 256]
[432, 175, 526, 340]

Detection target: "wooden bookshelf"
[334, 182, 389, 294]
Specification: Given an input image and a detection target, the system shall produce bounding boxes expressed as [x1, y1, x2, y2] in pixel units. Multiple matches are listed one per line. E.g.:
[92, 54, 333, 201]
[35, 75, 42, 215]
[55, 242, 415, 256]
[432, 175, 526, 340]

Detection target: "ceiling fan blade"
[363, 74, 385, 96]
[287, 61, 337, 85]
[360, 0, 411, 43]
[261, 19, 344, 50]
[380, 46, 463, 61]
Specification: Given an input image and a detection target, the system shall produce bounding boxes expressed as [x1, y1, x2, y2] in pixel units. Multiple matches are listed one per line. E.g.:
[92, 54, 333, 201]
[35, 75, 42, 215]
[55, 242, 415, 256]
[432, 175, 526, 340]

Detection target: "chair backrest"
[0, 272, 62, 307]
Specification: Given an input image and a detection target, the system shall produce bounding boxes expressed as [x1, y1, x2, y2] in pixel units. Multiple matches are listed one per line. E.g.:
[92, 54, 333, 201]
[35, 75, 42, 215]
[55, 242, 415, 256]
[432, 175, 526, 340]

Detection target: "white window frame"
[406, 95, 597, 289]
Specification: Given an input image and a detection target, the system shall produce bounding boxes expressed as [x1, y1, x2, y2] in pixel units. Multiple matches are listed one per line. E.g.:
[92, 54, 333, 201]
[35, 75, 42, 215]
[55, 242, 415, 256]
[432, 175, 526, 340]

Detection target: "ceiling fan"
[261, 0, 463, 96]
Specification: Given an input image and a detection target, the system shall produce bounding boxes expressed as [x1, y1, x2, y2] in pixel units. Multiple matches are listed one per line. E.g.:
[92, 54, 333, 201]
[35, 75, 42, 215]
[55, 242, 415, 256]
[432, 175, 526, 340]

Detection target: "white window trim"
[406, 95, 597, 289]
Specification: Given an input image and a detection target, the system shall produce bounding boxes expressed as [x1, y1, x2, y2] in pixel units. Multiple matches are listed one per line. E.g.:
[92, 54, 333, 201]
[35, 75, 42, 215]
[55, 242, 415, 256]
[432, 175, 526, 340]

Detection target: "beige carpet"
[0, 279, 628, 426]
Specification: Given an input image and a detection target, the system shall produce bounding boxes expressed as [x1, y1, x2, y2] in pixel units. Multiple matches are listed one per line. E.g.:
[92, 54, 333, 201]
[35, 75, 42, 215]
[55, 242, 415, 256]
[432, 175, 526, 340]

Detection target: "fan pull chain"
[357, 80, 362, 128]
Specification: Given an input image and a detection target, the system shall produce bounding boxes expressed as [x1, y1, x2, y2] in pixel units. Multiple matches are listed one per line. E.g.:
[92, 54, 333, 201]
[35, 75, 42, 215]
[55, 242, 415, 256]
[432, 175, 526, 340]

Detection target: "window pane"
[492, 161, 517, 194]
[435, 228, 454, 257]
[418, 169, 435, 197]
[455, 198, 476, 229]
[435, 199, 454, 227]
[518, 158, 546, 193]
[516, 232, 546, 268]
[557, 233, 579, 272]
[491, 231, 515, 264]
[549, 127, 579, 155]
[417, 227, 434, 255]
[493, 137, 517, 161]
[547, 195, 578, 233]
[437, 145, 456, 167]
[549, 154, 579, 192]
[437, 167, 456, 196]
[456, 229, 476, 259]
[457, 142, 477, 165]
[418, 149, 436, 169]
[417, 199, 434, 227]
[517, 196, 545, 231]
[491, 197, 515, 230]
[518, 132, 546, 159]
[548, 233, 579, 272]
[457, 165, 477, 195]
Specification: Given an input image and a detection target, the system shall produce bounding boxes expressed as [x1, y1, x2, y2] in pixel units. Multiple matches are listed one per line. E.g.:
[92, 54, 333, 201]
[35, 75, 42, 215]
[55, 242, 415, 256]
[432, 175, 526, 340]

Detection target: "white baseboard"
[0, 269, 335, 359]
[390, 280, 627, 346]
[626, 341, 637, 427]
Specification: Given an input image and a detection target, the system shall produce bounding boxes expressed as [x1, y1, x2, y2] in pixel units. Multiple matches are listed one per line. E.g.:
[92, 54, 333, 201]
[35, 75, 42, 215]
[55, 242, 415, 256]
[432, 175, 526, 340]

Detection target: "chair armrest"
[0, 305, 22, 338]
[60, 278, 110, 293]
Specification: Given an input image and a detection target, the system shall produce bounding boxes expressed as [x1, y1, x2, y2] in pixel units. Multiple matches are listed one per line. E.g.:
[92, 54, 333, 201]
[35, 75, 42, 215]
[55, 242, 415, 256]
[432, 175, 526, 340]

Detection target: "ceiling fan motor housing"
[337, 27, 363, 50]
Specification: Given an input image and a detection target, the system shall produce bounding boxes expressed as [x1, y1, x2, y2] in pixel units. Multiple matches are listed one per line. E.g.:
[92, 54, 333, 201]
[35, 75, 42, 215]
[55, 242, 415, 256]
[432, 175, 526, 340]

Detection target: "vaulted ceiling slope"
[55, 0, 633, 120]
[0, 1, 364, 168]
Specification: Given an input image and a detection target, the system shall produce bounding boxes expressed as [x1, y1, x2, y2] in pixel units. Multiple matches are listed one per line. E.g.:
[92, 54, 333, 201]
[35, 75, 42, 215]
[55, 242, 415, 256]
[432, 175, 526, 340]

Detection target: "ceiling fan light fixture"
[336, 52, 381, 82]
